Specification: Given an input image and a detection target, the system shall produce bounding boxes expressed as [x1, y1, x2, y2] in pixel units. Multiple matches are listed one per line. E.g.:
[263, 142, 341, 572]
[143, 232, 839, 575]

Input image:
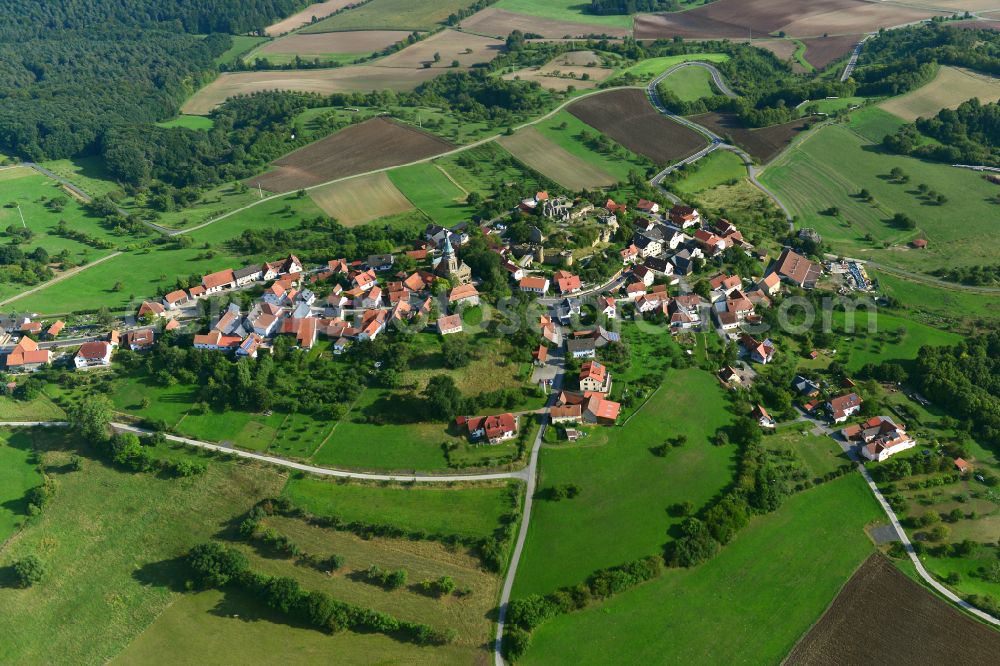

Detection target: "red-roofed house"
[669, 205, 700, 228]
[163, 289, 188, 310]
[193, 330, 242, 351]
[584, 394, 620, 424]
[519, 276, 549, 294]
[752, 404, 776, 428]
[620, 244, 639, 265]
[828, 393, 863, 423]
[449, 284, 480, 307]
[579, 360, 611, 393]
[554, 270, 582, 294]
[550, 404, 582, 424]
[466, 413, 518, 444]
[202, 269, 235, 294]
[636, 199, 659, 214]
[74, 341, 113, 369]
[124, 329, 155, 351]
[5, 336, 50, 370]
[138, 301, 165, 319]
[437, 314, 463, 335]
[45, 320, 65, 340]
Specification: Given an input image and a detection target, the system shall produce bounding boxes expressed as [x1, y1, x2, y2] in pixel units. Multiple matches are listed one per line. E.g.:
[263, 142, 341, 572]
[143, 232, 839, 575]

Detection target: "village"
[0, 187, 934, 465]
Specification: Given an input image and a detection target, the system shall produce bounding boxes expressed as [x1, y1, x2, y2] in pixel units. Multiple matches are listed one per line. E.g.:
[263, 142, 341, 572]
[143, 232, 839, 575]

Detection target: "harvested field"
[878, 65, 1000, 121]
[568, 88, 706, 165]
[753, 38, 798, 62]
[799, 34, 862, 69]
[634, 0, 940, 40]
[374, 29, 504, 69]
[181, 67, 440, 114]
[687, 111, 810, 163]
[498, 127, 617, 190]
[785, 555, 1000, 665]
[308, 172, 414, 225]
[257, 30, 412, 56]
[503, 50, 614, 91]
[265, 0, 359, 36]
[250, 117, 454, 192]
[952, 18, 1000, 30]
[461, 7, 629, 39]
[301, 0, 474, 32]
[892, 0, 1000, 11]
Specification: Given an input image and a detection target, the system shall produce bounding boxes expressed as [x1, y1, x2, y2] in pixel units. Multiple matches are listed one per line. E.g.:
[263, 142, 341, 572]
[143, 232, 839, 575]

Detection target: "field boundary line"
[435, 164, 469, 196]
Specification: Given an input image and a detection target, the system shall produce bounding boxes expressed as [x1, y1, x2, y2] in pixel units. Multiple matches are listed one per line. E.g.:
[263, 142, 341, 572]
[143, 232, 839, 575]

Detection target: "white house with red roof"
[465, 413, 518, 444]
[554, 270, 582, 295]
[842, 416, 914, 461]
[828, 393, 863, 423]
[74, 341, 113, 369]
[202, 269, 235, 294]
[519, 276, 549, 294]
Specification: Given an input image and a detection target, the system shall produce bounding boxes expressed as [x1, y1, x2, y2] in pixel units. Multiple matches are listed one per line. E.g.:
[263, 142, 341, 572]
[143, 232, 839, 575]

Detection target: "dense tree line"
[911, 333, 1000, 449]
[0, 0, 315, 162]
[588, 0, 680, 15]
[186, 542, 455, 645]
[853, 24, 1000, 97]
[882, 99, 1000, 168]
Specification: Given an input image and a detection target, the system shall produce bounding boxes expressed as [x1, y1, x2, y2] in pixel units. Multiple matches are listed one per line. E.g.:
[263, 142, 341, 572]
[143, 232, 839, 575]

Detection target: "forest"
[0, 0, 310, 162]
[853, 24, 1000, 97]
[881, 99, 1000, 168]
[913, 333, 1000, 449]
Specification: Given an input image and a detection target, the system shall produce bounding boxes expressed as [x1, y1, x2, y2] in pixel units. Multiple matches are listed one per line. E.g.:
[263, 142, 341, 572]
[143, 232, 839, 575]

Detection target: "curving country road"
[644, 61, 794, 220]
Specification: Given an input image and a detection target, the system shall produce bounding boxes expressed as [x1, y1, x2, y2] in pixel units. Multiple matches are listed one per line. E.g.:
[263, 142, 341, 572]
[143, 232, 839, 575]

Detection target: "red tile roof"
[202, 269, 235, 290]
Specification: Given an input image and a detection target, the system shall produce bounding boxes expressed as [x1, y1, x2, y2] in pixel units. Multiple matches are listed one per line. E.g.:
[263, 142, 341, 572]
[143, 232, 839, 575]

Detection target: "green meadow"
[520, 474, 882, 665]
[672, 149, 745, 195]
[388, 162, 476, 226]
[761, 121, 1000, 273]
[0, 430, 43, 543]
[512, 368, 736, 597]
[532, 110, 652, 184]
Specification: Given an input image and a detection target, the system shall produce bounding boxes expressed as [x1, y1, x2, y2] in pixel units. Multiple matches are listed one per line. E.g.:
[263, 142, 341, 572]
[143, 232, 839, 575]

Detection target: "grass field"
[155, 115, 215, 130]
[875, 271, 1000, 328]
[0, 431, 42, 543]
[36, 156, 120, 198]
[123, 180, 264, 230]
[512, 368, 736, 597]
[302, 0, 474, 32]
[492, 0, 633, 28]
[283, 476, 515, 540]
[0, 166, 123, 299]
[616, 53, 729, 82]
[761, 122, 1000, 273]
[10, 192, 321, 313]
[309, 172, 415, 225]
[672, 149, 745, 195]
[214, 35, 268, 66]
[0, 394, 65, 421]
[387, 162, 476, 226]
[845, 105, 908, 143]
[878, 66, 1000, 122]
[660, 64, 716, 101]
[0, 429, 286, 664]
[766, 425, 851, 482]
[825, 309, 961, 372]
[532, 110, 651, 184]
[520, 474, 883, 665]
[497, 127, 618, 190]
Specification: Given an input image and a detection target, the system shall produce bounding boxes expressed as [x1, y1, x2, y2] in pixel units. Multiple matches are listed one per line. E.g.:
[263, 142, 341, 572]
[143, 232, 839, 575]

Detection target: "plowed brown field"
[265, 0, 359, 36]
[687, 112, 810, 163]
[634, 0, 940, 40]
[786, 555, 1000, 665]
[567, 88, 706, 165]
[249, 117, 453, 192]
[461, 7, 629, 39]
[800, 34, 862, 69]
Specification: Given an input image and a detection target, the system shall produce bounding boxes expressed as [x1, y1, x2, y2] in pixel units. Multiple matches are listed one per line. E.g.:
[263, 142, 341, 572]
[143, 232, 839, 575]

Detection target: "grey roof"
[233, 264, 262, 280]
[566, 338, 596, 353]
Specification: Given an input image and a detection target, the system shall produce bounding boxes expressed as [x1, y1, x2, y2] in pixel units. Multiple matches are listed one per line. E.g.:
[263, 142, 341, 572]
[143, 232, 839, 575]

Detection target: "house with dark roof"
[566, 337, 596, 359]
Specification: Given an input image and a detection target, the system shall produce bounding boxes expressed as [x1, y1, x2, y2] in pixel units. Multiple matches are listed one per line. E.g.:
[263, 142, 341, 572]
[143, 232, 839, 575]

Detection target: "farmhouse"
[437, 314, 463, 335]
[550, 404, 582, 424]
[193, 329, 242, 351]
[740, 333, 775, 364]
[74, 341, 113, 370]
[579, 360, 612, 393]
[138, 301, 165, 319]
[828, 392, 863, 423]
[202, 269, 236, 294]
[669, 204, 700, 228]
[566, 337, 597, 359]
[163, 289, 189, 309]
[752, 404, 776, 429]
[465, 413, 518, 444]
[770, 248, 821, 289]
[233, 264, 263, 286]
[636, 199, 659, 214]
[842, 416, 915, 461]
[5, 336, 50, 371]
[123, 329, 155, 351]
[584, 394, 621, 424]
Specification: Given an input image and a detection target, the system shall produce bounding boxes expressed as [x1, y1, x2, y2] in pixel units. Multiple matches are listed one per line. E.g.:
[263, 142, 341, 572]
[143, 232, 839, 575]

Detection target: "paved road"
[794, 409, 1000, 626]
[840, 35, 870, 82]
[494, 350, 565, 666]
[0, 420, 530, 483]
[644, 62, 793, 219]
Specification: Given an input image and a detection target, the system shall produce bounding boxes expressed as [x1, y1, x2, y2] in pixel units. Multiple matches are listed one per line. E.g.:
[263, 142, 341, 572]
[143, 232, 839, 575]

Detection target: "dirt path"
[436, 163, 468, 196]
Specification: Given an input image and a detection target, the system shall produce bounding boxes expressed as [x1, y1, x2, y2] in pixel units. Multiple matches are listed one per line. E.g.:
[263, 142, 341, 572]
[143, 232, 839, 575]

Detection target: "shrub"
[187, 542, 249, 588]
[14, 554, 45, 587]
